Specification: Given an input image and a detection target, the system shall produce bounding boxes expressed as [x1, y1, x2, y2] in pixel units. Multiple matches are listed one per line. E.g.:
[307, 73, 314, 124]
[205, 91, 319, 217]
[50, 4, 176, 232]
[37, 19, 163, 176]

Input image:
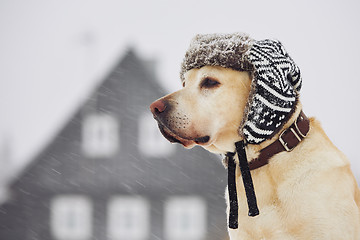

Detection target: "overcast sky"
[0, 0, 359, 179]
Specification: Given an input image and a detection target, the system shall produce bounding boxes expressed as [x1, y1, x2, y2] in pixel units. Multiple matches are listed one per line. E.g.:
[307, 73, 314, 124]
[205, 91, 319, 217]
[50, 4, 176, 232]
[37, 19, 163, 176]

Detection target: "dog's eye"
[201, 78, 220, 88]
[182, 81, 186, 87]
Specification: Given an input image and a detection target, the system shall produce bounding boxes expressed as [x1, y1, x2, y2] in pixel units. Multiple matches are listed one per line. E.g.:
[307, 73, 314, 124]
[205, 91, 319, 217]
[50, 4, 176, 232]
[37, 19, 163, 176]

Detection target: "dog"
[150, 33, 360, 239]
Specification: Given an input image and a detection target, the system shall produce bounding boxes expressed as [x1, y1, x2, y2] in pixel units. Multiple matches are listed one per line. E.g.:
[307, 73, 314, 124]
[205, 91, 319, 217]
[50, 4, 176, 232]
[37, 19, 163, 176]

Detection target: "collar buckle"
[279, 127, 302, 152]
[294, 116, 308, 138]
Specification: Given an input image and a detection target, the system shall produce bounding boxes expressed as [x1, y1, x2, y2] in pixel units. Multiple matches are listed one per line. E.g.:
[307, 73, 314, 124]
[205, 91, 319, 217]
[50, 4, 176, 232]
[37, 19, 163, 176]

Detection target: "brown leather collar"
[248, 111, 310, 171]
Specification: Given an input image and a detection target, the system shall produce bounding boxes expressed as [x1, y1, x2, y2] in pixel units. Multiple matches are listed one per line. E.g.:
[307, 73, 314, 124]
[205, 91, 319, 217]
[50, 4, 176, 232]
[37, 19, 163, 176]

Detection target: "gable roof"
[9, 48, 226, 197]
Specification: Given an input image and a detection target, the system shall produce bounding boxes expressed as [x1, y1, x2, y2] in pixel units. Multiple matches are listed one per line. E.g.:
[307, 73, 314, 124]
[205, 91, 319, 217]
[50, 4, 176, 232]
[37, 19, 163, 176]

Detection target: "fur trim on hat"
[180, 33, 254, 81]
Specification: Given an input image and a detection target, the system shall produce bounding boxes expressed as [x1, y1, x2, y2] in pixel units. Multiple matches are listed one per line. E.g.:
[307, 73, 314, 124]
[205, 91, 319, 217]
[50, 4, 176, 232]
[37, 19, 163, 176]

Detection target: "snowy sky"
[0, 0, 359, 180]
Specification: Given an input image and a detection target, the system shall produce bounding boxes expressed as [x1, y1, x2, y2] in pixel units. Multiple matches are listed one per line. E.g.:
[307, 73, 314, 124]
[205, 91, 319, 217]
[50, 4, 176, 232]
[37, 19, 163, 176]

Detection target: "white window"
[107, 196, 150, 240]
[138, 112, 175, 157]
[164, 196, 206, 240]
[50, 195, 93, 240]
[82, 113, 119, 158]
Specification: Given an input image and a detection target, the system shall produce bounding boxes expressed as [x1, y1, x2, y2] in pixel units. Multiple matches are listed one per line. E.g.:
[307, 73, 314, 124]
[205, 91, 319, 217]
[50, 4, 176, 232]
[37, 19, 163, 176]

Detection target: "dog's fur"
[150, 66, 360, 239]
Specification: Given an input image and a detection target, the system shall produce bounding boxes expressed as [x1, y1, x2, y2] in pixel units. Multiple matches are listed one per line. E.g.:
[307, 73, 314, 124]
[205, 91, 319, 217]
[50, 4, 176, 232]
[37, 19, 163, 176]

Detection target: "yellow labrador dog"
[150, 33, 360, 239]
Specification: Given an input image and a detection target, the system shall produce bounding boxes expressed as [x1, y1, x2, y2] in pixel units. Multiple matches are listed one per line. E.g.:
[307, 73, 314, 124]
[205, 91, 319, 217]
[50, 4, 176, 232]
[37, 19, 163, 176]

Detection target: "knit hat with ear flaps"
[180, 33, 302, 144]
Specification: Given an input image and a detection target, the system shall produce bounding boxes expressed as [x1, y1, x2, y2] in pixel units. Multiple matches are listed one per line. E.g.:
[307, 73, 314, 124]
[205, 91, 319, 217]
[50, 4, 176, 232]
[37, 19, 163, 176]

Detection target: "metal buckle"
[294, 119, 307, 138]
[279, 128, 301, 152]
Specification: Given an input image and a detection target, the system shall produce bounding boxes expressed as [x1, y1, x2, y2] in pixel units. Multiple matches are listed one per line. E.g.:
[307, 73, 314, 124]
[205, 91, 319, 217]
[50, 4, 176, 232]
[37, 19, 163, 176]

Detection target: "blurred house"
[0, 49, 228, 240]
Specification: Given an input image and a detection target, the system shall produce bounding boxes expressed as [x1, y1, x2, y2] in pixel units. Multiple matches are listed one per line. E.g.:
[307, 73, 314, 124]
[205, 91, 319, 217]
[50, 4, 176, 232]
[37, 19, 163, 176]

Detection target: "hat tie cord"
[226, 141, 259, 229]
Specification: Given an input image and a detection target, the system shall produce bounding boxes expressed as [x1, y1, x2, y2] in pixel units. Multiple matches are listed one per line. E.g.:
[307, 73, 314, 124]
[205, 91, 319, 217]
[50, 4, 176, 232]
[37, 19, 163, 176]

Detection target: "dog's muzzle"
[150, 99, 210, 147]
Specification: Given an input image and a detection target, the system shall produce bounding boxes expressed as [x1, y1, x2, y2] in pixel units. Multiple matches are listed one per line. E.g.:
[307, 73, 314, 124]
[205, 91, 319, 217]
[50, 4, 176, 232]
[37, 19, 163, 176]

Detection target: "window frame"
[106, 196, 150, 240]
[164, 196, 207, 240]
[82, 113, 119, 158]
[50, 195, 93, 240]
[138, 112, 175, 157]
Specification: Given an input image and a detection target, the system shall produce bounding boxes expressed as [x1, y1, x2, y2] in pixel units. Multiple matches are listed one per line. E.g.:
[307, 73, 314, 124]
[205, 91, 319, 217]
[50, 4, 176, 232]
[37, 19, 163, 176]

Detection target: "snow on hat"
[180, 33, 302, 144]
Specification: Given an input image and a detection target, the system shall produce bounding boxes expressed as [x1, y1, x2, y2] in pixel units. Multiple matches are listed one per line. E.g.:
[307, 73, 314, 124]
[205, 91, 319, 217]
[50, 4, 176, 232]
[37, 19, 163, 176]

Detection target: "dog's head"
[150, 33, 302, 154]
[150, 66, 252, 153]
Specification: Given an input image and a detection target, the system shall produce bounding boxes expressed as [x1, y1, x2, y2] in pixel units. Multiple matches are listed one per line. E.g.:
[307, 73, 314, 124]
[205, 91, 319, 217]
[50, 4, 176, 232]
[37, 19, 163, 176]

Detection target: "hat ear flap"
[272, 39, 302, 92]
[241, 39, 302, 144]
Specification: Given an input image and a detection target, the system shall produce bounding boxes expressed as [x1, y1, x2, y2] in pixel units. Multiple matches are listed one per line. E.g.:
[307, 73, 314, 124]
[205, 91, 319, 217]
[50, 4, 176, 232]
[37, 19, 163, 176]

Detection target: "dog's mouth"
[157, 123, 210, 148]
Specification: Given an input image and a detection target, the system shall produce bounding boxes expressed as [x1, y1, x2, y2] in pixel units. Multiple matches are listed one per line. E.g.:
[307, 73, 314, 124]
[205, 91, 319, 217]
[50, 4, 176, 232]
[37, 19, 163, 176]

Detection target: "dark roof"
[9, 48, 226, 197]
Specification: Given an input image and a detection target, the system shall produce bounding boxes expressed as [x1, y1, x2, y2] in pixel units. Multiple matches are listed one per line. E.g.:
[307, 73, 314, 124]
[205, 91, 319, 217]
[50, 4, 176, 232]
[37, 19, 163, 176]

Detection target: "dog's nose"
[150, 99, 167, 114]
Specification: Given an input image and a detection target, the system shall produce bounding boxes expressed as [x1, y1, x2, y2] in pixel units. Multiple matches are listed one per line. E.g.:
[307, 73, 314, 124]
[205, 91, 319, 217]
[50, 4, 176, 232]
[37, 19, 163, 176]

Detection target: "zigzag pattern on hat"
[243, 39, 302, 144]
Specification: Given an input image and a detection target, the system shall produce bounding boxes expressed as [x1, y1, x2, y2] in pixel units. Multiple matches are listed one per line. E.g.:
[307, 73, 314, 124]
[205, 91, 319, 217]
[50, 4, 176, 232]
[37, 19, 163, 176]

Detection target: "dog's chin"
[157, 123, 210, 149]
